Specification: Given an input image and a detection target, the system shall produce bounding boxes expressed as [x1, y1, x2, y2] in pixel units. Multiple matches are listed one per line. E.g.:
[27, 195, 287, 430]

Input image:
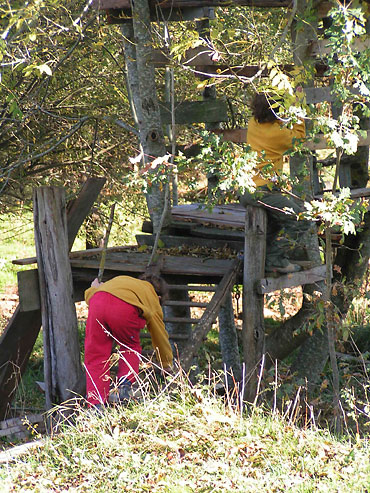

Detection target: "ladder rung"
[168, 284, 217, 292]
[164, 300, 208, 308]
[164, 317, 200, 324]
[141, 333, 191, 340]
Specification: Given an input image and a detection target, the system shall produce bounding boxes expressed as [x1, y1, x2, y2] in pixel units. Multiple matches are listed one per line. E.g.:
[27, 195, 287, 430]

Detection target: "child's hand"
[91, 278, 102, 288]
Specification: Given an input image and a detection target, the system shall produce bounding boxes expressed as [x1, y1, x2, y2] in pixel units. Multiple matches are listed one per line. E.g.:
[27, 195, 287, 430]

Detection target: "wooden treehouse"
[1, 0, 370, 428]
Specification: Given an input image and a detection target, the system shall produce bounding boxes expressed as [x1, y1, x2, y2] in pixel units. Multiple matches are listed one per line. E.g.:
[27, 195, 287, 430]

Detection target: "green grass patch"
[1, 381, 370, 492]
[0, 212, 35, 290]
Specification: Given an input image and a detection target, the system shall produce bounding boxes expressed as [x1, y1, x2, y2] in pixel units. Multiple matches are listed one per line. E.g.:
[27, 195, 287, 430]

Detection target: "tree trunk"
[127, 0, 171, 232]
[34, 186, 84, 409]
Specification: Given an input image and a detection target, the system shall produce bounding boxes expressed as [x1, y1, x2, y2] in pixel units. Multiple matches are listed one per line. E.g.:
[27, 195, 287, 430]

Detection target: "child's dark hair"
[251, 93, 278, 123]
[139, 273, 169, 305]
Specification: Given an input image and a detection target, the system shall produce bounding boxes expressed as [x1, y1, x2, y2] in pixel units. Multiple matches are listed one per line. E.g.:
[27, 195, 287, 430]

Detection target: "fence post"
[34, 186, 84, 410]
[242, 205, 267, 403]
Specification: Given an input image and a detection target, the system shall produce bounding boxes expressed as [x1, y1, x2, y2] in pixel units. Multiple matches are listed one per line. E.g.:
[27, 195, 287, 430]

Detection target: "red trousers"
[84, 291, 146, 405]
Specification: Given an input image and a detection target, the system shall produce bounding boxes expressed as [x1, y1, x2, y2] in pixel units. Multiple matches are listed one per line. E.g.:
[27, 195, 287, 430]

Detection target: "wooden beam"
[242, 206, 267, 403]
[304, 86, 361, 105]
[307, 131, 370, 150]
[34, 186, 84, 409]
[105, 6, 215, 23]
[164, 300, 208, 307]
[136, 233, 243, 251]
[13, 245, 130, 267]
[69, 253, 235, 278]
[159, 100, 228, 124]
[311, 36, 370, 57]
[0, 178, 104, 420]
[92, 0, 292, 10]
[0, 307, 42, 420]
[66, 177, 106, 250]
[257, 265, 327, 294]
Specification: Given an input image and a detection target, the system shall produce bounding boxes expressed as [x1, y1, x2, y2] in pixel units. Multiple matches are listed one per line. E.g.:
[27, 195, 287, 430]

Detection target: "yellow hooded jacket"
[85, 276, 173, 368]
[247, 118, 306, 187]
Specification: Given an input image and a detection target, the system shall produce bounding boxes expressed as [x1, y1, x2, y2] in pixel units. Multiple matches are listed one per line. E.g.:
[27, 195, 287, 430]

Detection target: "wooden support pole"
[0, 177, 105, 420]
[34, 186, 84, 409]
[242, 206, 267, 403]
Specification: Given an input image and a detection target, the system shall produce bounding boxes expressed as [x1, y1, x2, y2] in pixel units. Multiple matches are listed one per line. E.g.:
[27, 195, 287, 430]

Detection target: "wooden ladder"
[141, 256, 242, 372]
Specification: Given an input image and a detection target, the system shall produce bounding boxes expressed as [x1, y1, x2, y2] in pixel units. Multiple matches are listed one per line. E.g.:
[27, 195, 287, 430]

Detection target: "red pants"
[84, 291, 146, 405]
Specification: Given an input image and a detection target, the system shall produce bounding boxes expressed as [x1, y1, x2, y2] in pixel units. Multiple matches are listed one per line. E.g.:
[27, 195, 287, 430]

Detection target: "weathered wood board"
[70, 252, 236, 278]
[136, 233, 243, 251]
[242, 206, 267, 402]
[0, 307, 42, 419]
[171, 203, 245, 228]
[0, 177, 106, 420]
[160, 100, 228, 124]
[257, 265, 327, 294]
[92, 0, 291, 10]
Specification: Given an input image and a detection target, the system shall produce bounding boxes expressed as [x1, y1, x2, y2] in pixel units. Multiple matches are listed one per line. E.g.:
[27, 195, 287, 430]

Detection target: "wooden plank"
[314, 187, 370, 200]
[153, 47, 215, 67]
[13, 246, 130, 267]
[164, 300, 208, 307]
[105, 6, 215, 23]
[142, 219, 245, 240]
[92, 0, 291, 9]
[307, 131, 370, 150]
[17, 269, 87, 312]
[17, 270, 40, 312]
[171, 203, 245, 228]
[159, 100, 228, 124]
[168, 284, 217, 291]
[0, 307, 42, 420]
[304, 86, 361, 105]
[0, 180, 104, 420]
[66, 177, 106, 250]
[70, 253, 235, 278]
[136, 233, 243, 251]
[257, 265, 327, 294]
[163, 317, 200, 324]
[242, 206, 267, 403]
[180, 256, 242, 371]
[311, 37, 370, 57]
[197, 63, 328, 78]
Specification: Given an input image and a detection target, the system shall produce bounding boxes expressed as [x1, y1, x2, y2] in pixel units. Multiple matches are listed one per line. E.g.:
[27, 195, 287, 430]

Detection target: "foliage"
[301, 188, 369, 237]
[0, 0, 138, 213]
[176, 131, 259, 204]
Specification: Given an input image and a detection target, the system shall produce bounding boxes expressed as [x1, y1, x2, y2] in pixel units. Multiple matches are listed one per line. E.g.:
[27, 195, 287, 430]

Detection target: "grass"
[0, 212, 35, 290]
[1, 375, 370, 492]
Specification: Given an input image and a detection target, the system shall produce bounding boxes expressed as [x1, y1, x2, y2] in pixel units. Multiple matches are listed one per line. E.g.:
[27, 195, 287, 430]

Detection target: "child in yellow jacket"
[84, 275, 173, 407]
[240, 92, 309, 273]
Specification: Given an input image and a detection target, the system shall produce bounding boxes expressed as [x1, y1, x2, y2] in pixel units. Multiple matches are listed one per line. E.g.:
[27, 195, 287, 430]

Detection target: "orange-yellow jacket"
[85, 276, 173, 368]
[247, 118, 306, 187]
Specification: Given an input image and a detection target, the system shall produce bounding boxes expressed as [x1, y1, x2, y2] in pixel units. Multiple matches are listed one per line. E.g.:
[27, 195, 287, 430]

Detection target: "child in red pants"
[84, 275, 173, 407]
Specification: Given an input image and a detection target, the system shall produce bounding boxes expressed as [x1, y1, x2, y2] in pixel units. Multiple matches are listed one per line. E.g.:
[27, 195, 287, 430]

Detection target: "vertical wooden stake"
[34, 186, 84, 410]
[242, 206, 267, 403]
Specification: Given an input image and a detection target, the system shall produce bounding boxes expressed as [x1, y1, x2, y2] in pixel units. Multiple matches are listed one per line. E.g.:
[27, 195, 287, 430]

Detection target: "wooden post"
[34, 186, 84, 409]
[242, 206, 267, 403]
